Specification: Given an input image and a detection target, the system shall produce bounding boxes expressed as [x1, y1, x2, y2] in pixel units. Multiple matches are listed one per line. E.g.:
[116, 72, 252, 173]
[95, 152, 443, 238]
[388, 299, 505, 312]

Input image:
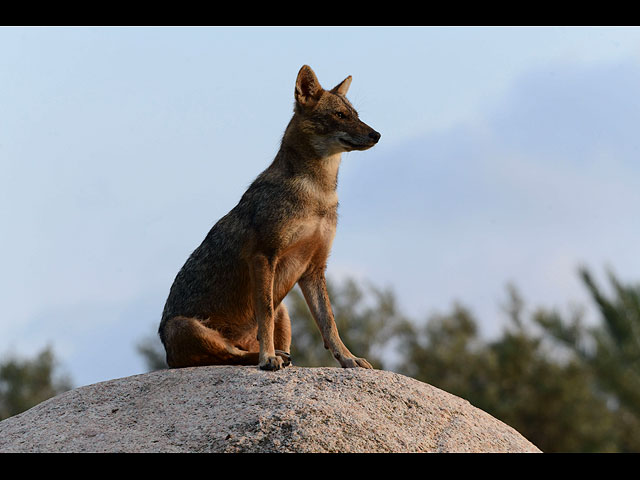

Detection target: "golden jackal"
[159, 65, 380, 371]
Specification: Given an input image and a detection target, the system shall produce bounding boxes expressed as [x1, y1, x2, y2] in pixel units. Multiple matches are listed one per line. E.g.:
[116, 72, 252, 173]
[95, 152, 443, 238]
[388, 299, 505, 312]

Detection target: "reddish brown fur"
[158, 65, 380, 371]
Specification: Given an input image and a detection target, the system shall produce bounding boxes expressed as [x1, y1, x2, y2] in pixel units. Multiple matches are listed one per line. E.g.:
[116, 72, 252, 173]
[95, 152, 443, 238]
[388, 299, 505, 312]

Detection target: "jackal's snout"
[360, 127, 381, 149]
[339, 123, 380, 151]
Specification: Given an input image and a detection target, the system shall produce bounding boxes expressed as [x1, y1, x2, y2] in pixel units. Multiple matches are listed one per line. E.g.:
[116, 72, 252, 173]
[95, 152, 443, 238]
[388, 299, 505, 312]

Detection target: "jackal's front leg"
[298, 271, 373, 369]
[252, 254, 284, 371]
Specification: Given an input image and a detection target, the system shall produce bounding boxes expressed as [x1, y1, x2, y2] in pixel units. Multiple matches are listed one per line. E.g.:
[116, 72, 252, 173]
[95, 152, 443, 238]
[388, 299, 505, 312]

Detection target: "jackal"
[159, 65, 380, 371]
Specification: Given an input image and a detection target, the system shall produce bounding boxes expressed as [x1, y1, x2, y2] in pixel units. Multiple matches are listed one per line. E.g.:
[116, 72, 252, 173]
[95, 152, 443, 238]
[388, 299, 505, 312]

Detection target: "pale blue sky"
[2, 26, 640, 387]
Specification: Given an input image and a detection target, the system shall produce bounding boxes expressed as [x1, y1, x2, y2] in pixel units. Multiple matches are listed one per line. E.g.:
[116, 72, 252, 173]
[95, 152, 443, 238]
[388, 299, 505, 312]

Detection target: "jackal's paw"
[338, 356, 373, 369]
[275, 350, 292, 367]
[259, 355, 285, 371]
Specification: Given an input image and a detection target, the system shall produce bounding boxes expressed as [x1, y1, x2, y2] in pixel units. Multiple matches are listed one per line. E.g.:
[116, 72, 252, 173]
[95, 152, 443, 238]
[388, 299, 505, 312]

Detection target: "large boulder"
[0, 366, 540, 453]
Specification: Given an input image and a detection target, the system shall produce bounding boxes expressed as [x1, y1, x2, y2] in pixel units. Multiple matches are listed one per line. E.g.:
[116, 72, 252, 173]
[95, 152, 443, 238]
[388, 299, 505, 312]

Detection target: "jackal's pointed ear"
[330, 75, 352, 96]
[295, 65, 323, 108]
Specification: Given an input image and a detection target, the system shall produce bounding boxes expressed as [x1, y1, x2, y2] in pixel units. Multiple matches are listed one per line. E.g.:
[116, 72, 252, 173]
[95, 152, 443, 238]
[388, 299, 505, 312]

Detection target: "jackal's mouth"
[339, 138, 373, 150]
[339, 138, 359, 148]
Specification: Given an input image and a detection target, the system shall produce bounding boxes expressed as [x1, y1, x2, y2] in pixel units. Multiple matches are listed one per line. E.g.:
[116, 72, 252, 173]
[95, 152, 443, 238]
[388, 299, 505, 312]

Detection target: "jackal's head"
[292, 65, 380, 155]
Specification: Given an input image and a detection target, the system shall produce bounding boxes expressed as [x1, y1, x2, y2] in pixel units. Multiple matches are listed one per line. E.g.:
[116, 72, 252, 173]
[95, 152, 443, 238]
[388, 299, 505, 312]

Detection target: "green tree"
[535, 267, 640, 452]
[0, 346, 72, 421]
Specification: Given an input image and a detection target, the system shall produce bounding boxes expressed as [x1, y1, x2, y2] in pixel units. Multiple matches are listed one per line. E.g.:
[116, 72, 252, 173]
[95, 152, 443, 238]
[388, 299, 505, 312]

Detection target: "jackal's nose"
[369, 130, 381, 143]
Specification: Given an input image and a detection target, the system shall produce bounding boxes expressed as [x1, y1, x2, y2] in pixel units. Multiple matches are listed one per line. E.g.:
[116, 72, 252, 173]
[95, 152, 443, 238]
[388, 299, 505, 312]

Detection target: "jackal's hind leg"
[161, 316, 260, 368]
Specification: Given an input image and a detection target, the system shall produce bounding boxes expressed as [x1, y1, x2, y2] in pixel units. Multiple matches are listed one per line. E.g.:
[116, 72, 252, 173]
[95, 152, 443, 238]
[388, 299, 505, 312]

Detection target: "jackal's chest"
[284, 212, 336, 254]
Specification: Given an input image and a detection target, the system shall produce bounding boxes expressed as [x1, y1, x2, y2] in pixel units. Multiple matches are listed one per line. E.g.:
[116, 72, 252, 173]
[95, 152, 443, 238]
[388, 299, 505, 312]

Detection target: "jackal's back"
[160, 206, 252, 328]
